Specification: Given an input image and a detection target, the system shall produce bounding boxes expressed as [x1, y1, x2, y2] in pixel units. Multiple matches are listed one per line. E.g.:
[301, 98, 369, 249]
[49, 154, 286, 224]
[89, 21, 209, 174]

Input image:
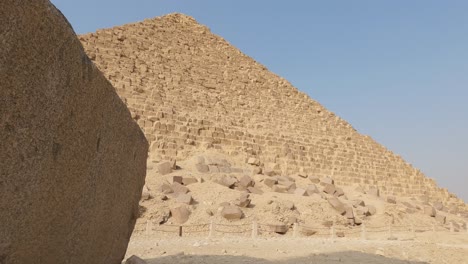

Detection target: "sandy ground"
[125, 231, 468, 264]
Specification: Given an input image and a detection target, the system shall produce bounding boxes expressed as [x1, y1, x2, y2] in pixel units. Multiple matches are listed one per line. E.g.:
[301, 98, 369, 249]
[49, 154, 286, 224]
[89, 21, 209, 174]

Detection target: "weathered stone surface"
[221, 205, 243, 220]
[141, 185, 151, 201]
[235, 193, 251, 207]
[309, 176, 320, 184]
[171, 182, 189, 194]
[171, 206, 191, 224]
[294, 188, 308, 196]
[321, 177, 334, 186]
[334, 187, 345, 197]
[0, 1, 148, 263]
[306, 184, 319, 195]
[328, 197, 346, 215]
[182, 176, 198, 185]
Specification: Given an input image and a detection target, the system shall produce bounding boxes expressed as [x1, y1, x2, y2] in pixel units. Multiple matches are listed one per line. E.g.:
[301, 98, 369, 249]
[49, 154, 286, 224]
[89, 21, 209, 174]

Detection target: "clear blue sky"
[51, 0, 467, 202]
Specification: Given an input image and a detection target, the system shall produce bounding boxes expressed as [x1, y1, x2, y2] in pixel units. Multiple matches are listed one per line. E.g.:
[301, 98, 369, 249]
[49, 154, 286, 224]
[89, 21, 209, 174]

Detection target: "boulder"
[157, 161, 173, 175]
[219, 175, 238, 188]
[0, 1, 148, 263]
[344, 206, 354, 219]
[125, 255, 147, 264]
[221, 205, 243, 220]
[272, 185, 289, 193]
[327, 197, 346, 215]
[159, 183, 174, 194]
[334, 187, 345, 197]
[171, 206, 191, 224]
[171, 176, 183, 184]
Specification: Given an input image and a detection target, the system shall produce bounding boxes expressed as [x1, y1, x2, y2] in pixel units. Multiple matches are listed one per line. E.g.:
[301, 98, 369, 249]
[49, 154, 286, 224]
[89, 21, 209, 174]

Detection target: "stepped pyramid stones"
[79, 14, 466, 211]
[0, 1, 148, 264]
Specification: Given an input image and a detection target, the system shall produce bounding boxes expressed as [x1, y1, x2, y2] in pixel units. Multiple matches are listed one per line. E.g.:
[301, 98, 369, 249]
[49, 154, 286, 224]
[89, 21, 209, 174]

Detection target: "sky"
[51, 0, 467, 202]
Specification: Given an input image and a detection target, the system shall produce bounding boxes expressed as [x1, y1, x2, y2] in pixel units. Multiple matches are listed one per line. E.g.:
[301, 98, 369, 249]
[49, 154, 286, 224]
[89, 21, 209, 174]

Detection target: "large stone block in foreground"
[0, 1, 149, 263]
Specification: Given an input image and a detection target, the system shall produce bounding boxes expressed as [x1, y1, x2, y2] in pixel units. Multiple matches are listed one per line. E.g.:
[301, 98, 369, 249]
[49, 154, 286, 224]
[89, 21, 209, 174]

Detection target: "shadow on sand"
[143, 251, 428, 264]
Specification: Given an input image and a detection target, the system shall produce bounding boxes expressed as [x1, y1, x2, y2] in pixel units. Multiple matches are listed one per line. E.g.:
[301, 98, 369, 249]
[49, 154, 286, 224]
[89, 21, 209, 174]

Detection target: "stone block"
[294, 188, 308, 196]
[309, 176, 320, 184]
[239, 175, 254, 188]
[367, 187, 380, 197]
[272, 185, 289, 193]
[323, 184, 336, 195]
[221, 205, 243, 220]
[267, 224, 288, 234]
[157, 161, 173, 175]
[320, 177, 334, 186]
[334, 187, 345, 197]
[306, 184, 319, 195]
[176, 193, 193, 205]
[171, 206, 191, 224]
[328, 197, 346, 215]
[171, 182, 189, 194]
[235, 193, 251, 207]
[264, 178, 277, 187]
[435, 214, 446, 224]
[182, 176, 198, 185]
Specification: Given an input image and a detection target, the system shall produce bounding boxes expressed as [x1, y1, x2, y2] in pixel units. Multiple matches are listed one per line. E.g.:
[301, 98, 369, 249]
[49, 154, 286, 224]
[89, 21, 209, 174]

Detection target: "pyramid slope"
[79, 13, 466, 211]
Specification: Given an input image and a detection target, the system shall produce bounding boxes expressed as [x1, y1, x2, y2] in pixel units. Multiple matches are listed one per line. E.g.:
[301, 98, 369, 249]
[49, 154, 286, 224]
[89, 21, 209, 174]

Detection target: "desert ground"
[125, 231, 468, 264]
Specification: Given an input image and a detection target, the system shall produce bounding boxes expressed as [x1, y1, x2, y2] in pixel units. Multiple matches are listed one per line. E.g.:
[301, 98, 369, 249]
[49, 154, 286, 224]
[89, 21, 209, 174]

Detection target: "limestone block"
[320, 177, 334, 186]
[221, 205, 243, 220]
[176, 193, 193, 205]
[141, 185, 151, 201]
[323, 184, 336, 195]
[352, 200, 365, 208]
[264, 178, 277, 187]
[157, 161, 173, 175]
[247, 157, 260, 166]
[159, 183, 174, 194]
[182, 176, 198, 185]
[235, 193, 251, 207]
[239, 175, 254, 188]
[267, 223, 288, 234]
[327, 197, 346, 215]
[272, 185, 289, 193]
[171, 206, 191, 224]
[309, 176, 321, 184]
[294, 188, 308, 196]
[171, 182, 189, 194]
[0, 2, 148, 263]
[334, 187, 345, 197]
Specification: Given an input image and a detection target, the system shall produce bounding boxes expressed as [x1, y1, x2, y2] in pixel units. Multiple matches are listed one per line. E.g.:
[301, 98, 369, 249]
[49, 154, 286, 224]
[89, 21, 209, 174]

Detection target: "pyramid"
[79, 13, 466, 212]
